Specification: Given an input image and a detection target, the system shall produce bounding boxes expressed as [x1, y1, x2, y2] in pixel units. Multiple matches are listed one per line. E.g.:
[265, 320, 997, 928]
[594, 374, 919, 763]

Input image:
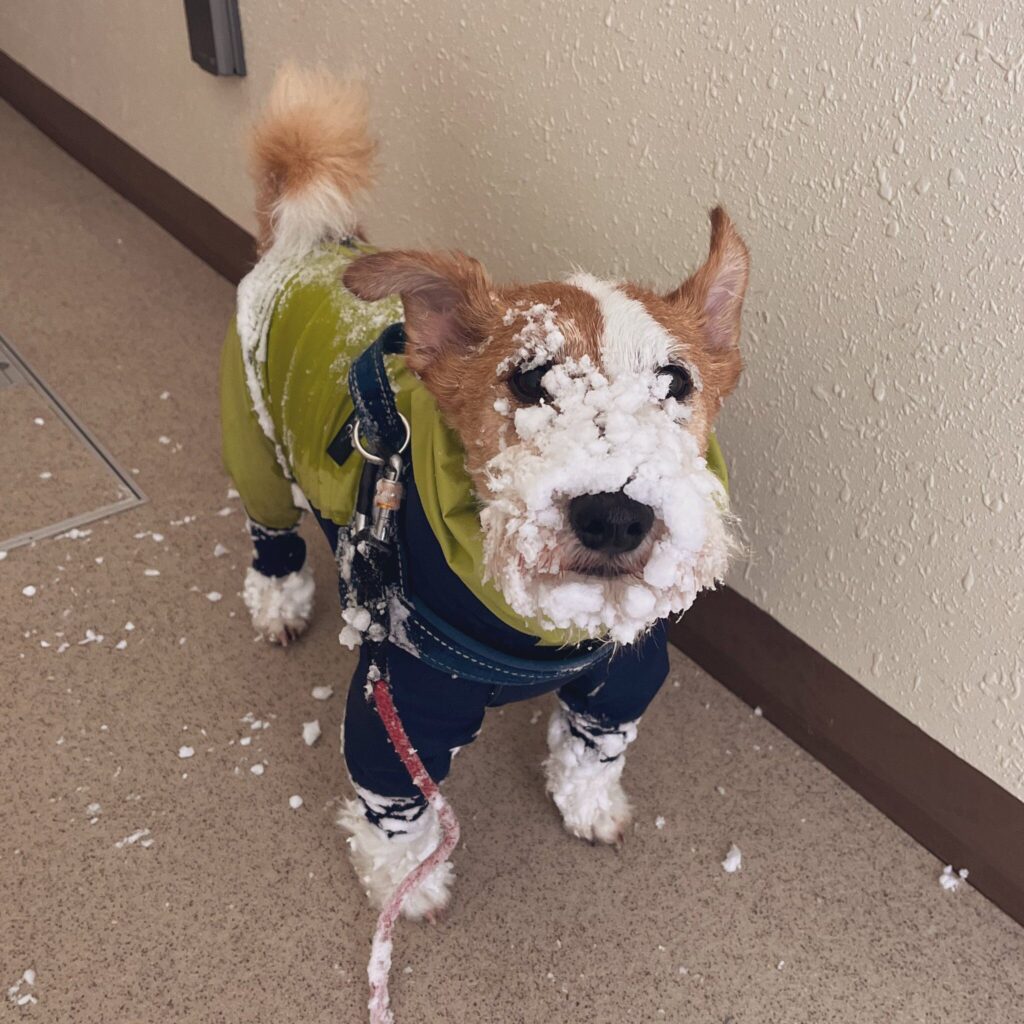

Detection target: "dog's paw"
[544, 707, 635, 845]
[337, 799, 454, 921]
[243, 565, 315, 645]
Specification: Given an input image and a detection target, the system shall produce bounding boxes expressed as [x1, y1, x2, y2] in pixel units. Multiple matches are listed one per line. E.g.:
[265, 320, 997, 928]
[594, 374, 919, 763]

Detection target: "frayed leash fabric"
[366, 677, 460, 1024]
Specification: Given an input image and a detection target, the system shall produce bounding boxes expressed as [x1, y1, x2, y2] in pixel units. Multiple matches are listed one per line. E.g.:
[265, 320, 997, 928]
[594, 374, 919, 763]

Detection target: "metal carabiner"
[370, 453, 405, 543]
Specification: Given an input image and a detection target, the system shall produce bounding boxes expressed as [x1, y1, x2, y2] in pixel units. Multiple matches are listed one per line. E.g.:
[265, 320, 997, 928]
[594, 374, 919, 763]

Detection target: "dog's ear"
[343, 250, 494, 376]
[667, 207, 749, 357]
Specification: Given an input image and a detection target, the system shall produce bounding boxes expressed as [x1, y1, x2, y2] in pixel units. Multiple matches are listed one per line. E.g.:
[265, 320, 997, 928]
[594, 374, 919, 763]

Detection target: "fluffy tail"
[249, 64, 376, 256]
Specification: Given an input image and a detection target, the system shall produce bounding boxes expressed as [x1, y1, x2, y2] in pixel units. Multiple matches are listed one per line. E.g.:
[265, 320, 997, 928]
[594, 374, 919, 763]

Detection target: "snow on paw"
[243, 565, 315, 645]
[543, 706, 636, 845]
[337, 799, 454, 922]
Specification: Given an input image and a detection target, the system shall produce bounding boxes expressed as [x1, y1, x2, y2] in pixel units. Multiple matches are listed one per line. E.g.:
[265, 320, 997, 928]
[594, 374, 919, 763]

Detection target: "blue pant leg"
[343, 642, 492, 803]
[557, 620, 670, 727]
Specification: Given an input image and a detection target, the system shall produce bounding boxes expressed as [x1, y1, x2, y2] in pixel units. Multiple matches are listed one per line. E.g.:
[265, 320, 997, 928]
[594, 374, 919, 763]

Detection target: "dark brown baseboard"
[671, 587, 1024, 928]
[3, 48, 1022, 930]
[0, 51, 256, 284]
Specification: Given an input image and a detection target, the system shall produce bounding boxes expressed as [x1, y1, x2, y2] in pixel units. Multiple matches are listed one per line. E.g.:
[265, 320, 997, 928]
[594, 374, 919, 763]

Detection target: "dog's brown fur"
[343, 217, 748, 494]
[249, 65, 376, 253]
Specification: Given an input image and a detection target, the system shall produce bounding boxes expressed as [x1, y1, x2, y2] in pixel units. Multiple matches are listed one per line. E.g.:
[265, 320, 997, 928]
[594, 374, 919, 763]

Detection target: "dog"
[221, 67, 749, 922]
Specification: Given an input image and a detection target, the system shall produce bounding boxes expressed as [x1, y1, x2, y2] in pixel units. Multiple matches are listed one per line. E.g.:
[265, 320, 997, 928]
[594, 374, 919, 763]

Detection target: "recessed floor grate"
[0, 334, 145, 551]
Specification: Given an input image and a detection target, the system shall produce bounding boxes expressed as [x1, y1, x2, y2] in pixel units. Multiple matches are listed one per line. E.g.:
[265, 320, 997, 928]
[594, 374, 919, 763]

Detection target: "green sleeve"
[706, 432, 729, 494]
[219, 322, 302, 531]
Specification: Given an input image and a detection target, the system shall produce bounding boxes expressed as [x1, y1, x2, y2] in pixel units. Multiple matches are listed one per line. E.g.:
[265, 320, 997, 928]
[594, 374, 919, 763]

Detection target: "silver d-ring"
[351, 413, 411, 465]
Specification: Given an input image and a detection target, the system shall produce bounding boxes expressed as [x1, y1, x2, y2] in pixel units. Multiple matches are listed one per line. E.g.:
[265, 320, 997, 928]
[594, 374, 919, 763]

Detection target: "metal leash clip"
[371, 453, 405, 543]
[350, 414, 410, 539]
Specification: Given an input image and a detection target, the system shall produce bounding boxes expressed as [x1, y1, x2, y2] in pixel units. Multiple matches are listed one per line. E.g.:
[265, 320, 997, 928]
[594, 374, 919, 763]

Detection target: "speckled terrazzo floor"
[1, 99, 1022, 1024]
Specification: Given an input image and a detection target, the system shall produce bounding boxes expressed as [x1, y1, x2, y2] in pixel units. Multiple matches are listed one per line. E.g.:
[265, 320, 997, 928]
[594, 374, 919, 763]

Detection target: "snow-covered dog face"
[344, 209, 748, 643]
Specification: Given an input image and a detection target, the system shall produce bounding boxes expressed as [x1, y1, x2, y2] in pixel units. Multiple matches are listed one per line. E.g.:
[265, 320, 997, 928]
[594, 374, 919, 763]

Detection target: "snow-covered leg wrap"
[337, 792, 455, 922]
[243, 564, 315, 645]
[544, 703, 638, 845]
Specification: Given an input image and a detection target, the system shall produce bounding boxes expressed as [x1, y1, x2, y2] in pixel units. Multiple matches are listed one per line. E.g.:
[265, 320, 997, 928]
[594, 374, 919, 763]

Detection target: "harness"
[328, 322, 614, 687]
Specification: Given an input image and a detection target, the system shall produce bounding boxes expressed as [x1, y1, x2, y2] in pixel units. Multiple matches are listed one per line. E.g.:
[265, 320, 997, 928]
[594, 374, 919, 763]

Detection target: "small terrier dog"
[221, 67, 748, 921]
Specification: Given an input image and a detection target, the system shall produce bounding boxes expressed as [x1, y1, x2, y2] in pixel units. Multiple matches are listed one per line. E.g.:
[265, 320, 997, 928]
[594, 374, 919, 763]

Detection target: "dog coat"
[221, 241, 730, 799]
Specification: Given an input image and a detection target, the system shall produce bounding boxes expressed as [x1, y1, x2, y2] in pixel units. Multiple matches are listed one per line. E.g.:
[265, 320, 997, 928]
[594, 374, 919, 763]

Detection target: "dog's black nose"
[568, 492, 655, 554]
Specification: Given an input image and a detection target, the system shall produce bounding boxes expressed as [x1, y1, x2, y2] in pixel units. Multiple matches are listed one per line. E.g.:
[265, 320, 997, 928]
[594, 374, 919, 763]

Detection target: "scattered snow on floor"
[178, 746, 195, 759]
[302, 720, 322, 746]
[115, 639, 128, 651]
[6, 968, 37, 1007]
[312, 686, 333, 701]
[213, 543, 229, 558]
[289, 795, 304, 810]
[939, 865, 969, 891]
[250, 763, 265, 776]
[77, 629, 103, 646]
[721, 844, 743, 873]
[206, 591, 223, 603]
[239, 736, 252, 747]
[654, 816, 666, 830]
[144, 569, 160, 577]
[115, 828, 152, 849]
[754, 706, 764, 717]
[59, 527, 92, 540]
[21, 585, 36, 597]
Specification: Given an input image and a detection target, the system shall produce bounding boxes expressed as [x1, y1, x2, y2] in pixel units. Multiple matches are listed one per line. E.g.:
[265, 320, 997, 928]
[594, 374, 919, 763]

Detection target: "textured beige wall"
[3, 0, 1022, 800]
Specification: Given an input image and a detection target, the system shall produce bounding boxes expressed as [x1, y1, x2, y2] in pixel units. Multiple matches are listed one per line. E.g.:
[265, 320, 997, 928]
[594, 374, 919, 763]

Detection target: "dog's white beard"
[480, 358, 732, 645]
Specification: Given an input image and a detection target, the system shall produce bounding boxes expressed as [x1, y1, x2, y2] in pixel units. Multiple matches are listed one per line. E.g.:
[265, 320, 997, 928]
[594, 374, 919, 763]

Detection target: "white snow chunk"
[239, 736, 252, 747]
[754, 706, 764, 717]
[144, 569, 160, 577]
[654, 816, 666, 830]
[338, 625, 362, 649]
[60, 527, 92, 540]
[77, 629, 103, 646]
[216, 506, 233, 517]
[289, 795, 304, 810]
[250, 763, 265, 776]
[116, 828, 152, 849]
[22, 586, 36, 597]
[721, 844, 743, 873]
[206, 591, 223, 603]
[939, 865, 969, 891]
[158, 435, 171, 445]
[160, 390, 171, 400]
[0, 550, 7, 560]
[178, 745, 195, 759]
[311, 686, 333, 701]
[115, 639, 128, 651]
[213, 543, 229, 558]
[302, 720, 321, 746]
[33, 417, 44, 426]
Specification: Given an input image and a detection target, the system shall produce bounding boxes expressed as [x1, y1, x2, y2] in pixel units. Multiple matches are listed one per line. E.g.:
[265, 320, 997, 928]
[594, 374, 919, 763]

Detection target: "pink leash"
[366, 677, 461, 1024]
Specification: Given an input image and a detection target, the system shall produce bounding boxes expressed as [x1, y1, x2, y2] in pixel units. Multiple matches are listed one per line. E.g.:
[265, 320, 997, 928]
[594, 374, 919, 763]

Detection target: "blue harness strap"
[330, 323, 614, 687]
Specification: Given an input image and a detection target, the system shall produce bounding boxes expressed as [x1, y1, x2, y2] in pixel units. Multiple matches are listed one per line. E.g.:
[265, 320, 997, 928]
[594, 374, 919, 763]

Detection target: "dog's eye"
[508, 362, 553, 404]
[657, 365, 693, 401]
